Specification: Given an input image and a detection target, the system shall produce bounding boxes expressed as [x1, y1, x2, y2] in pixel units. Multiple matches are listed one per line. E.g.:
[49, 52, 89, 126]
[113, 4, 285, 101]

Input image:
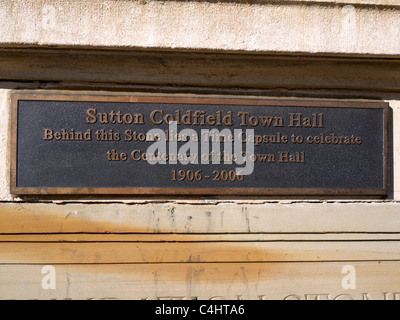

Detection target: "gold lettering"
[107, 149, 127, 161]
[44, 129, 53, 140]
[279, 152, 305, 163]
[131, 150, 141, 161]
[86, 108, 97, 124]
[150, 110, 163, 125]
[289, 113, 302, 127]
[238, 112, 249, 126]
[54, 132, 62, 140]
[207, 114, 216, 125]
[223, 111, 233, 126]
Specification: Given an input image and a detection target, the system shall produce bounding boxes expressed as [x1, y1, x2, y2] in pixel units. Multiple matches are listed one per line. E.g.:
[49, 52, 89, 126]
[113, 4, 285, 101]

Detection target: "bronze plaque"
[10, 92, 389, 196]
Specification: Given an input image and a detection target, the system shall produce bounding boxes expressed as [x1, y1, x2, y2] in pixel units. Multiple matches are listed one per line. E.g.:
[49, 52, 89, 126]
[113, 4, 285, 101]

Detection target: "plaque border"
[10, 91, 390, 196]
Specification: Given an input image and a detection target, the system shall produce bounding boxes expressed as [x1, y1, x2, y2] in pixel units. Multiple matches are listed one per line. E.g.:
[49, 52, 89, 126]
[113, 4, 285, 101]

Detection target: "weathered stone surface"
[1, 262, 400, 300]
[1, 202, 400, 234]
[0, 90, 10, 201]
[0, 0, 399, 301]
[0, 0, 399, 56]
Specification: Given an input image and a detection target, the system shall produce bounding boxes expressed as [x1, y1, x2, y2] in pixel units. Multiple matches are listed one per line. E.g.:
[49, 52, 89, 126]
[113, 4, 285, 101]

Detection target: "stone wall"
[0, 0, 399, 300]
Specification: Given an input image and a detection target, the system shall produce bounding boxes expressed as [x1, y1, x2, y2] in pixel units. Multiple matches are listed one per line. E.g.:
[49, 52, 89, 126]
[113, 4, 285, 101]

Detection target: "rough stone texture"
[0, 0, 400, 56]
[2, 262, 400, 300]
[1, 202, 400, 300]
[1, 0, 400, 300]
[0, 90, 11, 201]
[389, 100, 400, 199]
[1, 202, 400, 233]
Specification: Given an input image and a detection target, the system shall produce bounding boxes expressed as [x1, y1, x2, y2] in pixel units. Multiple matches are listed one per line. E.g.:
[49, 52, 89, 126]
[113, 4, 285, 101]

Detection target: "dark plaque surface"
[11, 92, 389, 196]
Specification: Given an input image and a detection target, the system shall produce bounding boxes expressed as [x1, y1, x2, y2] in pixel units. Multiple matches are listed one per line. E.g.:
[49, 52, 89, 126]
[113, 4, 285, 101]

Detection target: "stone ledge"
[2, 262, 399, 300]
[0, 0, 399, 56]
[1, 201, 400, 233]
[248, 0, 400, 6]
